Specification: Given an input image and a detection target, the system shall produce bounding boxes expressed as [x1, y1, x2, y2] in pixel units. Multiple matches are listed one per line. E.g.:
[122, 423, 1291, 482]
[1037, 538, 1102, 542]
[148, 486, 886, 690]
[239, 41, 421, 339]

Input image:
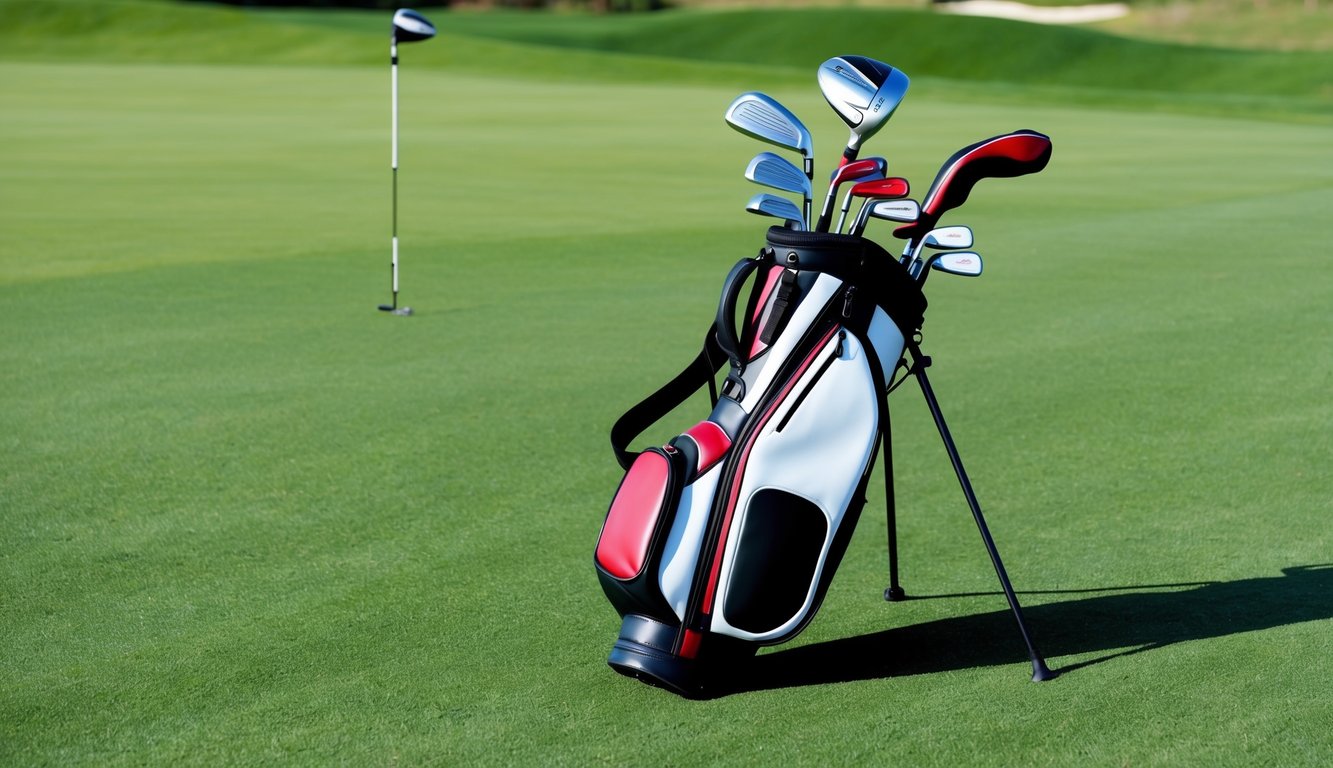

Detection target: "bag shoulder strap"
[611, 254, 767, 469]
[610, 327, 725, 470]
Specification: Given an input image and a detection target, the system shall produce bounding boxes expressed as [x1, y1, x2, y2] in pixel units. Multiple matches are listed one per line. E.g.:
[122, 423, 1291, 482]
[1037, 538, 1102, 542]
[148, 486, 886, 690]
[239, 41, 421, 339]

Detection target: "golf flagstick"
[379, 9, 435, 316]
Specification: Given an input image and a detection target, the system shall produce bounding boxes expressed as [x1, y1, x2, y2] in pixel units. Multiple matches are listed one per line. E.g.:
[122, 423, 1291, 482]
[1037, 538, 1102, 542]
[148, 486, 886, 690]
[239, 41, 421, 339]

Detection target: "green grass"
[3, 1, 1332, 765]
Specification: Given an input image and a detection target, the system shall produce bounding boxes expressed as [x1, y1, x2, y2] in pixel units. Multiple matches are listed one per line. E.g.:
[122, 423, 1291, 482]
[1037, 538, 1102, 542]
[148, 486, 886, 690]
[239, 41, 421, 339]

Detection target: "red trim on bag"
[679, 629, 703, 659]
[595, 451, 671, 580]
[701, 326, 839, 613]
[747, 266, 786, 360]
[682, 421, 731, 475]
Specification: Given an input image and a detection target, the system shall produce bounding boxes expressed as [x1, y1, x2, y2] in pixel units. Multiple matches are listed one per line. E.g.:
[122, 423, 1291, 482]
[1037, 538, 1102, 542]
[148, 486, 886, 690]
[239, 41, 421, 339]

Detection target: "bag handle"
[714, 257, 762, 371]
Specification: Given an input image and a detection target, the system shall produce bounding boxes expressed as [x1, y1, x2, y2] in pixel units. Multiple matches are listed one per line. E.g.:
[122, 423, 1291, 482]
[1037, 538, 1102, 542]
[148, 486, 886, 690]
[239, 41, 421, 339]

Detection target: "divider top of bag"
[762, 226, 927, 336]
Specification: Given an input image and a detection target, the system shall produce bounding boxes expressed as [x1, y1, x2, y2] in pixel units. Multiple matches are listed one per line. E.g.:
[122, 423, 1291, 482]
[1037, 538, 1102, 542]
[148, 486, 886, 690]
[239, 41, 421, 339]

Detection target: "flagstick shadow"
[719, 564, 1333, 696]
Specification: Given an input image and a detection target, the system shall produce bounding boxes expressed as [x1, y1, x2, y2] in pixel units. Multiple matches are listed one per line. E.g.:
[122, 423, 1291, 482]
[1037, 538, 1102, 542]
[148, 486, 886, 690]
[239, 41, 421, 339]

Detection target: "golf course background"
[2, 0, 1330, 764]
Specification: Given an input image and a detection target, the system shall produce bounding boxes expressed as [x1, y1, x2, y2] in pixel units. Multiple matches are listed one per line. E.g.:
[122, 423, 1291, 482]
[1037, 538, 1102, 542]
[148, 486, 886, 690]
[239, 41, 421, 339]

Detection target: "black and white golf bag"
[594, 227, 927, 697]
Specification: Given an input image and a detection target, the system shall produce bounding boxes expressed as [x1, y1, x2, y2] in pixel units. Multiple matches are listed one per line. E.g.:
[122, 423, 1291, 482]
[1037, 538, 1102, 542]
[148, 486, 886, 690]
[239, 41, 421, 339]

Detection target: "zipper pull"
[834, 329, 846, 357]
[841, 286, 856, 319]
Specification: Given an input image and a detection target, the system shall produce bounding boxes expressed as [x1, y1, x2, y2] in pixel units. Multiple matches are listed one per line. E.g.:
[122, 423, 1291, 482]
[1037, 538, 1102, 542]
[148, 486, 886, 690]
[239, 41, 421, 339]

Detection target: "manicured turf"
[2, 2, 1331, 765]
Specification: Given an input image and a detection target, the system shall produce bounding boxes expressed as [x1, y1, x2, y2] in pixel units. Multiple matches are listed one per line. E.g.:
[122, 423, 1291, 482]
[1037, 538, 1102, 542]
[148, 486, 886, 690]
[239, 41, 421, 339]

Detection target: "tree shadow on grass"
[725, 564, 1333, 695]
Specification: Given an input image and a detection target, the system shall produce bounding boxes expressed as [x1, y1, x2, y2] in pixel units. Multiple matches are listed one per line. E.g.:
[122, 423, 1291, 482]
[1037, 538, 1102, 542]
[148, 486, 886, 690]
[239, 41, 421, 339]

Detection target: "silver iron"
[850, 198, 919, 237]
[745, 192, 805, 230]
[745, 152, 812, 228]
[725, 92, 815, 181]
[930, 251, 983, 277]
[908, 225, 974, 278]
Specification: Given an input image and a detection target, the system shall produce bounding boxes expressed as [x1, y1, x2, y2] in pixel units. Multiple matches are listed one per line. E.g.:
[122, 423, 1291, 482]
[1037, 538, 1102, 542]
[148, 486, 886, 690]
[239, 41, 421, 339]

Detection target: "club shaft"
[390, 38, 399, 307]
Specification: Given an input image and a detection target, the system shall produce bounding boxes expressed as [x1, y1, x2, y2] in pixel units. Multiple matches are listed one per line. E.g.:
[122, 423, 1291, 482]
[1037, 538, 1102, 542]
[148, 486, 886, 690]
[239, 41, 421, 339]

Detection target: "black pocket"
[722, 489, 828, 634]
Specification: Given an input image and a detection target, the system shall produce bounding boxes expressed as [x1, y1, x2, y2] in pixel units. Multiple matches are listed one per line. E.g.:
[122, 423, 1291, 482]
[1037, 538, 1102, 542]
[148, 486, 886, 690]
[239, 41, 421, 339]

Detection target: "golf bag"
[594, 226, 927, 697]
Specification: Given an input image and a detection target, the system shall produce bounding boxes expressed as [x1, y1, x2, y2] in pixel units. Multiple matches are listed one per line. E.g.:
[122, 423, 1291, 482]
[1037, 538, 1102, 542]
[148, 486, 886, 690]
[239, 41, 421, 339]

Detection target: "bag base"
[606, 614, 755, 698]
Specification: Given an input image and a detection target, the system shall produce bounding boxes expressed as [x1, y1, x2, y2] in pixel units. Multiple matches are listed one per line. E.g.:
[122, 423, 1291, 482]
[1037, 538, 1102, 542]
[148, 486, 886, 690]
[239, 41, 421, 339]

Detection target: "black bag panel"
[764, 226, 927, 336]
[721, 489, 830, 635]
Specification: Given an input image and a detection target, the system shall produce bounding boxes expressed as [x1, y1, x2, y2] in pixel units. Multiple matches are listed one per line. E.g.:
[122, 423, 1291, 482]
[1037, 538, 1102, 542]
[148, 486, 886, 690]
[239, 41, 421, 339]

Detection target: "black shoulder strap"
[609, 327, 725, 470]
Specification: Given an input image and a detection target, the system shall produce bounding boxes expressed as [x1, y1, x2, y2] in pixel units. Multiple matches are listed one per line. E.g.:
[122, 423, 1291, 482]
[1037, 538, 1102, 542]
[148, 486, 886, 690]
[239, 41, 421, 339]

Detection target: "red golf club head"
[849, 176, 909, 200]
[894, 130, 1052, 240]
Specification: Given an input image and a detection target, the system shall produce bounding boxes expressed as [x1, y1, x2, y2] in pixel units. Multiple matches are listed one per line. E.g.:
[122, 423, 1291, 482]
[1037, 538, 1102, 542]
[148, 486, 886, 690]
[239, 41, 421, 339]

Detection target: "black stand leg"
[908, 341, 1055, 682]
[882, 405, 906, 602]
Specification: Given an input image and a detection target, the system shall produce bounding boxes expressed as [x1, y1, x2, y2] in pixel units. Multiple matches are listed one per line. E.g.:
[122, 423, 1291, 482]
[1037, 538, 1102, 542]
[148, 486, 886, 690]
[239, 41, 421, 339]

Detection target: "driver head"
[392, 9, 436, 43]
[818, 56, 910, 155]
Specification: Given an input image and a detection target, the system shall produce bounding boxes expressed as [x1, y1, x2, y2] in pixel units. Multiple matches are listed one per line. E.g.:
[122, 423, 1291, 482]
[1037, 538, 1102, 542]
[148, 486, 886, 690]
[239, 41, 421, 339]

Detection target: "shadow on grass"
[727, 564, 1333, 695]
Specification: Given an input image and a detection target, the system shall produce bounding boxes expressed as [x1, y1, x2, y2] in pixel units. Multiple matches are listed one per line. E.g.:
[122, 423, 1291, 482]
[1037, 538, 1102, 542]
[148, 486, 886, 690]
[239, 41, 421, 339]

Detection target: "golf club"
[849, 197, 919, 237]
[745, 152, 812, 229]
[906, 225, 973, 278]
[380, 8, 435, 317]
[835, 176, 908, 233]
[725, 92, 815, 182]
[814, 157, 886, 232]
[930, 251, 983, 277]
[745, 192, 806, 230]
[817, 55, 910, 166]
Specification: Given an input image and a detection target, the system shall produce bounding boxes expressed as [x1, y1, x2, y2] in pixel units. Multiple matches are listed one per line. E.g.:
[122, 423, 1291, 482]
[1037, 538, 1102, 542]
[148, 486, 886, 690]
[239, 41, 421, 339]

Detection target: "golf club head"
[745, 152, 811, 200]
[725, 92, 814, 178]
[849, 177, 910, 202]
[931, 251, 983, 277]
[851, 197, 920, 236]
[923, 225, 973, 251]
[829, 157, 887, 185]
[869, 198, 920, 223]
[745, 192, 805, 230]
[392, 9, 436, 43]
[897, 129, 1052, 240]
[818, 56, 910, 158]
[817, 157, 888, 231]
[837, 176, 908, 232]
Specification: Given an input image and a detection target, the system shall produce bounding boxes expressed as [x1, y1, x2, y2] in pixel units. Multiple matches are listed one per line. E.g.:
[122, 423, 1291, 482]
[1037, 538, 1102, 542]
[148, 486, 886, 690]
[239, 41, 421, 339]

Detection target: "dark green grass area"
[2, 2, 1332, 764]
[2, 0, 1332, 120]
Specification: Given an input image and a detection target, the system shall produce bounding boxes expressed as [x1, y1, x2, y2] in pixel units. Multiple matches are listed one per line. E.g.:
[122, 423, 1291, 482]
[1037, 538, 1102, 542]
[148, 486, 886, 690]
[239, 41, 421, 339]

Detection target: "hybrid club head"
[850, 197, 920, 236]
[745, 152, 812, 226]
[392, 9, 436, 43]
[815, 157, 887, 232]
[725, 92, 815, 180]
[745, 192, 805, 230]
[931, 251, 983, 277]
[836, 175, 908, 233]
[818, 55, 910, 161]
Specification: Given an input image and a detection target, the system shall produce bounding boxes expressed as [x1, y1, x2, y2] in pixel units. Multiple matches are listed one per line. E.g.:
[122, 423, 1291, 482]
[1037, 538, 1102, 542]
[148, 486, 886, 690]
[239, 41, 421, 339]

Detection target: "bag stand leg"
[882, 406, 907, 602]
[907, 341, 1056, 682]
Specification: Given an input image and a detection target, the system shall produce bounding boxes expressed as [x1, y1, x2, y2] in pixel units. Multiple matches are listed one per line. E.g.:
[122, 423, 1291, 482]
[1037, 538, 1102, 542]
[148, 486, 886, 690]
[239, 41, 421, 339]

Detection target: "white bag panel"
[867, 306, 907, 384]
[738, 274, 842, 413]
[710, 331, 881, 642]
[657, 462, 723, 622]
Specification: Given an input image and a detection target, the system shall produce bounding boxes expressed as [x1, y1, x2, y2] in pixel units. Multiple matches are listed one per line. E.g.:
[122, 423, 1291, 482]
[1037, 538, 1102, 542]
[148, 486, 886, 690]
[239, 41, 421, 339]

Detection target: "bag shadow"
[722, 564, 1333, 695]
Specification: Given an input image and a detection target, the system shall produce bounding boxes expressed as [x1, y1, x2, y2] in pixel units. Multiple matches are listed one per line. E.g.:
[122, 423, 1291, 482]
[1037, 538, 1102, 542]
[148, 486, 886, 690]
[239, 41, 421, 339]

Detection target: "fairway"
[3, 2, 1332, 765]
